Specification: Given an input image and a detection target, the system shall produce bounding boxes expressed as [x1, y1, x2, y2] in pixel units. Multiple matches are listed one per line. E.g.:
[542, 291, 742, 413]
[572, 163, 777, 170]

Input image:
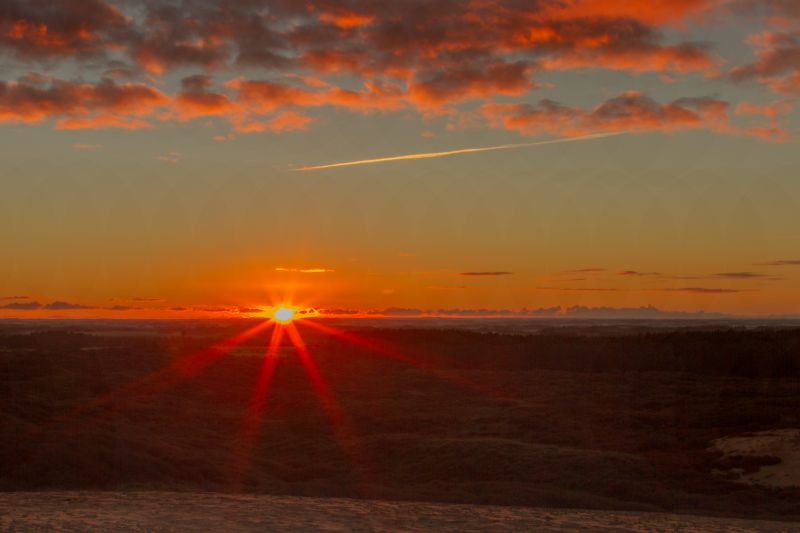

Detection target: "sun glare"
[273, 307, 296, 323]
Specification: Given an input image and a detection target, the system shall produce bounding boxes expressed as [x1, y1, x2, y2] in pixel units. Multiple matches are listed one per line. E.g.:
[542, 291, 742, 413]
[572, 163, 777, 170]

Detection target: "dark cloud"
[0, 295, 31, 300]
[0, 300, 42, 310]
[131, 297, 164, 302]
[619, 270, 662, 277]
[107, 305, 143, 311]
[318, 308, 361, 315]
[0, 75, 167, 126]
[42, 301, 96, 310]
[760, 259, 800, 266]
[712, 272, 766, 279]
[369, 307, 425, 316]
[658, 287, 746, 294]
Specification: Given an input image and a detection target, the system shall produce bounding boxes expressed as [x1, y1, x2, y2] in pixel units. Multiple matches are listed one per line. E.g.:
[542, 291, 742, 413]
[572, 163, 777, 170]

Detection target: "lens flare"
[273, 307, 295, 322]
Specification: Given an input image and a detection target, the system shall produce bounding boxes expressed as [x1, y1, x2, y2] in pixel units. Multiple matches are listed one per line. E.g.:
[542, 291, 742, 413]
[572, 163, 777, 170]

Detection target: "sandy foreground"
[711, 429, 800, 488]
[1, 492, 798, 532]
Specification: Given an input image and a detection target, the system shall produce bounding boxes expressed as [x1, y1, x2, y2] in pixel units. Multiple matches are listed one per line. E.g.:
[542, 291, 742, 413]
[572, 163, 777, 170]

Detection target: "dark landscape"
[2, 319, 799, 523]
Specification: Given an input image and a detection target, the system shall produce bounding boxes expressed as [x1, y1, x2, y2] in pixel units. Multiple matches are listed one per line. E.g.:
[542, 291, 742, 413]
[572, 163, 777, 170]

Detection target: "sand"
[1, 492, 798, 532]
[711, 429, 800, 488]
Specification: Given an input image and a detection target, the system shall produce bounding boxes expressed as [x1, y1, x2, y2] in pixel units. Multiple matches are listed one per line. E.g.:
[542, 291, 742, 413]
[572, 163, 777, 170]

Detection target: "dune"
[1, 492, 798, 532]
[711, 429, 800, 488]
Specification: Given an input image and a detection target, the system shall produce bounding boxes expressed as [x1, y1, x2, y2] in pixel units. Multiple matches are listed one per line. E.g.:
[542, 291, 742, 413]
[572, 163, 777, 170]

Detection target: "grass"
[1, 321, 799, 520]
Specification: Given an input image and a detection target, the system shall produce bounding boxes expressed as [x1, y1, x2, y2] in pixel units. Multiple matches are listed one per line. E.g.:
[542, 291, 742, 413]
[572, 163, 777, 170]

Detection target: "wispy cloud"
[533, 286, 748, 294]
[712, 271, 766, 279]
[157, 150, 180, 163]
[0, 301, 42, 310]
[759, 259, 800, 266]
[294, 132, 626, 171]
[656, 287, 747, 294]
[618, 270, 662, 277]
[459, 271, 512, 276]
[534, 287, 620, 292]
[43, 301, 96, 310]
[275, 267, 335, 273]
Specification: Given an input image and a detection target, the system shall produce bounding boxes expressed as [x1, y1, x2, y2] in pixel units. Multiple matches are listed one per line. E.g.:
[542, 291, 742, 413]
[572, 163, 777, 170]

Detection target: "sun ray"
[297, 319, 520, 404]
[15, 320, 275, 468]
[229, 324, 284, 489]
[284, 322, 375, 494]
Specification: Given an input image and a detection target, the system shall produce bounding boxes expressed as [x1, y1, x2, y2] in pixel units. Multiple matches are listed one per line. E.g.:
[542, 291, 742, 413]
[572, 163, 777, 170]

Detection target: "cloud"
[275, 267, 335, 273]
[619, 270, 662, 277]
[237, 111, 314, 133]
[72, 143, 102, 149]
[0, 1, 793, 141]
[157, 151, 180, 163]
[458, 271, 513, 276]
[0, 295, 30, 300]
[106, 305, 143, 311]
[42, 301, 96, 310]
[654, 287, 747, 294]
[730, 31, 800, 95]
[760, 259, 800, 266]
[368, 307, 425, 316]
[0, 0, 129, 60]
[712, 271, 767, 279]
[534, 287, 621, 292]
[0, 75, 168, 125]
[480, 91, 749, 138]
[565, 267, 606, 273]
[533, 286, 747, 294]
[318, 308, 361, 315]
[131, 297, 163, 302]
[0, 0, 734, 133]
[0, 300, 42, 310]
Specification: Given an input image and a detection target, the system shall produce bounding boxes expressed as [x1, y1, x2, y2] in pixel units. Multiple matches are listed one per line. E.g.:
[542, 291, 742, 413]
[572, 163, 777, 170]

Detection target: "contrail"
[293, 131, 626, 171]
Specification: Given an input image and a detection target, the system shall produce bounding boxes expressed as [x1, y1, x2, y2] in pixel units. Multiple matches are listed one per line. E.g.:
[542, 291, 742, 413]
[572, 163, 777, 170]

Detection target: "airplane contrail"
[293, 131, 627, 171]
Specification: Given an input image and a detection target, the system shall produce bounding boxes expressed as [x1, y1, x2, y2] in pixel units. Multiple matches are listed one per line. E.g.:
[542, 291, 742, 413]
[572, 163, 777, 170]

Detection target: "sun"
[273, 307, 296, 323]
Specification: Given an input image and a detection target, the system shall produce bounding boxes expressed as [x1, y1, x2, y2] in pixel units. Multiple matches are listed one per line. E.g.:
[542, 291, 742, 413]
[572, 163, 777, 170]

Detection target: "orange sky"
[1, 0, 799, 318]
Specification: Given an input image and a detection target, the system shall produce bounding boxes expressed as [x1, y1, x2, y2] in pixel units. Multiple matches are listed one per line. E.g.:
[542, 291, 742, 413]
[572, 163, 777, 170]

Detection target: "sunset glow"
[0, 0, 799, 318]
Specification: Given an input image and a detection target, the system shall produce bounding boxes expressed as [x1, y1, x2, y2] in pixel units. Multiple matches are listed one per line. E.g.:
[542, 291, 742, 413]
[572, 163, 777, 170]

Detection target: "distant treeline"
[1, 327, 799, 379]
[320, 328, 800, 379]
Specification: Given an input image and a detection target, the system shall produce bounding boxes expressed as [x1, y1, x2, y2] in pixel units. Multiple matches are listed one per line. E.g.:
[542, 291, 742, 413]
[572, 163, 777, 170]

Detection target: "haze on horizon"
[1, 0, 800, 318]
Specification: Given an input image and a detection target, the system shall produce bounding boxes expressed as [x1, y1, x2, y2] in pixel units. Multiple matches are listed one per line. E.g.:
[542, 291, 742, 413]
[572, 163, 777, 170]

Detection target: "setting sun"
[273, 307, 295, 323]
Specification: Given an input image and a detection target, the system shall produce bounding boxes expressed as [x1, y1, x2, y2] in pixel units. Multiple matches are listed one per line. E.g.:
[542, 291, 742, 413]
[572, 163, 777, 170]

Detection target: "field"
[1, 319, 800, 523]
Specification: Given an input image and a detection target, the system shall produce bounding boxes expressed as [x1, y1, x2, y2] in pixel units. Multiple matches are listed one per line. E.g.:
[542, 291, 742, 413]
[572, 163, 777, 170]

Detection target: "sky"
[1, 0, 800, 318]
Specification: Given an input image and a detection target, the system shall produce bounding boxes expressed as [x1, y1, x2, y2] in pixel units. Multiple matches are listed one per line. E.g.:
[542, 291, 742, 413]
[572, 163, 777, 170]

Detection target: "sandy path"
[1, 492, 798, 532]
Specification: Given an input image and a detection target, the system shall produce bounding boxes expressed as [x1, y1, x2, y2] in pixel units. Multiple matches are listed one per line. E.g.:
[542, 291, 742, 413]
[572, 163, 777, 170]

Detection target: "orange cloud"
[0, 0, 128, 59]
[275, 267, 335, 273]
[478, 91, 782, 139]
[731, 31, 800, 95]
[0, 76, 168, 125]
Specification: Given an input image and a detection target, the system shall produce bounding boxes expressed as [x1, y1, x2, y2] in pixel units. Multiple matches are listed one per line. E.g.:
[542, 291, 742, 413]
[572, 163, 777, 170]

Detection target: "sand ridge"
[1, 492, 799, 532]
